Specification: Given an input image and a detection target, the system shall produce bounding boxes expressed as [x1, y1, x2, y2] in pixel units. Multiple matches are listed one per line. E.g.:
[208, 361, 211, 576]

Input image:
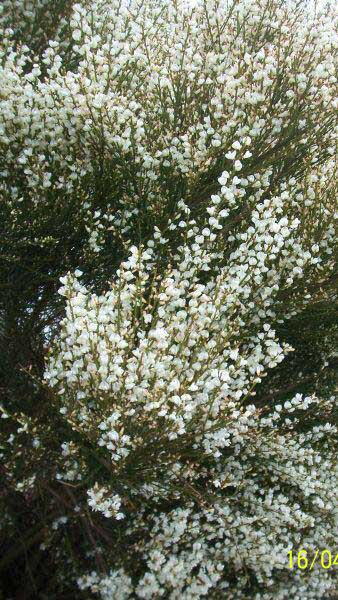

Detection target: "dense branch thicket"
[0, 0, 337, 598]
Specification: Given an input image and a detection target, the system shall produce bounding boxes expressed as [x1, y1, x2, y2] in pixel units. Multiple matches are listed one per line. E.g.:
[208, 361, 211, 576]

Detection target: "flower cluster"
[87, 484, 125, 520]
[77, 393, 337, 599]
[1, 0, 337, 224]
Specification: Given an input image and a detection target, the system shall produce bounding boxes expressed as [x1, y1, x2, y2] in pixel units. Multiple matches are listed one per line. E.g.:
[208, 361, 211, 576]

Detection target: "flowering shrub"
[0, 0, 337, 598]
[44, 190, 337, 597]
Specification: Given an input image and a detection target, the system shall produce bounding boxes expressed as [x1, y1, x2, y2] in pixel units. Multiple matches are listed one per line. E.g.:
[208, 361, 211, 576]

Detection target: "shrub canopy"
[0, 0, 337, 598]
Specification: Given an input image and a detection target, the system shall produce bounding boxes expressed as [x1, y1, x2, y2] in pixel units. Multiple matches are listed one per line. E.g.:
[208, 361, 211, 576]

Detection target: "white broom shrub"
[1, 0, 337, 597]
[46, 183, 337, 597]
